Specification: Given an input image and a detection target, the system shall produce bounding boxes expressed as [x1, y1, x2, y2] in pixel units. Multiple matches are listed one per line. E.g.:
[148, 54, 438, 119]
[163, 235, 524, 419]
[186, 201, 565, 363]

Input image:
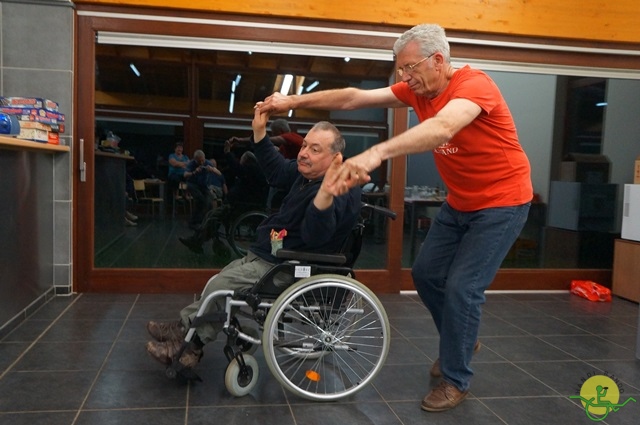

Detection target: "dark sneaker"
[421, 381, 469, 412]
[179, 236, 204, 254]
[430, 340, 481, 378]
[146, 339, 203, 369]
[146, 320, 186, 342]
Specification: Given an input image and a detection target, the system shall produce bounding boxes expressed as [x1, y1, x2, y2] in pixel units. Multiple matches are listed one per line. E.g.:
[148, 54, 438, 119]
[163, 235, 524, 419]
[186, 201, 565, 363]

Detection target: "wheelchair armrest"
[275, 249, 347, 265]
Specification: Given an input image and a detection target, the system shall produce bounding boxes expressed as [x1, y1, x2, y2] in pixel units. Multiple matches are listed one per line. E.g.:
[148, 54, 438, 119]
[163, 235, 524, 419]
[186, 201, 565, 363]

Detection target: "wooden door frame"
[74, 5, 631, 293]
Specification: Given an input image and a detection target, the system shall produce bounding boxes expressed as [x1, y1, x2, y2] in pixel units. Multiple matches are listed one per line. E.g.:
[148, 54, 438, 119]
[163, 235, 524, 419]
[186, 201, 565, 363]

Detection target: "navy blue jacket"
[250, 134, 361, 263]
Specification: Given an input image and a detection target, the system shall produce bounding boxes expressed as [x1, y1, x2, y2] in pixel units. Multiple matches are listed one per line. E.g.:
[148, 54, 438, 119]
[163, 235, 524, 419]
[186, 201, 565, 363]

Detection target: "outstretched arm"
[258, 87, 404, 115]
[340, 98, 482, 186]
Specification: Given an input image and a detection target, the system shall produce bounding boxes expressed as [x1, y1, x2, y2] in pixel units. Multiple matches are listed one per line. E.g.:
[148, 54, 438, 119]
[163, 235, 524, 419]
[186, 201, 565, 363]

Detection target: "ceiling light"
[344, 57, 351, 62]
[129, 63, 141, 77]
[305, 81, 320, 92]
[596, 102, 608, 107]
[280, 74, 293, 95]
[229, 92, 235, 113]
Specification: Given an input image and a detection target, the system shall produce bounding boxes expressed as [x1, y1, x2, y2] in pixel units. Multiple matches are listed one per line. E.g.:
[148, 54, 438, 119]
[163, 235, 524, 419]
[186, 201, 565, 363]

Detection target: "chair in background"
[133, 179, 165, 218]
[172, 181, 192, 218]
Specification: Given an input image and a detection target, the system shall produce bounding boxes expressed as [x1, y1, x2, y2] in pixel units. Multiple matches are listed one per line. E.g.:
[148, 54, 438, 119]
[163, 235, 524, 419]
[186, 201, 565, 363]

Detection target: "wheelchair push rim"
[262, 274, 390, 401]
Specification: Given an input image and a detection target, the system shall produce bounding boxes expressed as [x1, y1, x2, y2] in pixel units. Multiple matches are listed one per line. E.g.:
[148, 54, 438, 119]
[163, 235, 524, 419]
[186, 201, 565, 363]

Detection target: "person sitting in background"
[206, 157, 228, 205]
[227, 118, 303, 160]
[228, 119, 304, 210]
[223, 142, 269, 214]
[178, 148, 268, 254]
[177, 157, 230, 255]
[184, 150, 224, 229]
[167, 142, 189, 195]
[147, 107, 362, 369]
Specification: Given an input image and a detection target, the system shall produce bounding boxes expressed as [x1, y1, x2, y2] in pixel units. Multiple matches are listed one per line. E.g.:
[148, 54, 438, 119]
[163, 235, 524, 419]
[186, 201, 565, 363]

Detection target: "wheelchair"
[165, 202, 396, 401]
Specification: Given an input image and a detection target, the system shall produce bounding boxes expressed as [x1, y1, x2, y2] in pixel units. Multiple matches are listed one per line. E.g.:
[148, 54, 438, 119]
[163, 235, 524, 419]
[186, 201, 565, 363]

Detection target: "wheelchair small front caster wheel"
[225, 354, 259, 397]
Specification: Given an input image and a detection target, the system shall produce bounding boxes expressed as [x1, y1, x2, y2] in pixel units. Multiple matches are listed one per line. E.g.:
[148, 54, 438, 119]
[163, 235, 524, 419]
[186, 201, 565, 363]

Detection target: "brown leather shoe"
[421, 381, 469, 412]
[146, 340, 203, 369]
[430, 340, 481, 378]
[146, 320, 186, 342]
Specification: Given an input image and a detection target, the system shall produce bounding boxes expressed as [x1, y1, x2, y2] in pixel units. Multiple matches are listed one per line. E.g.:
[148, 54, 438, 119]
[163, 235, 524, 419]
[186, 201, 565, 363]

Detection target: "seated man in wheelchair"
[146, 107, 362, 369]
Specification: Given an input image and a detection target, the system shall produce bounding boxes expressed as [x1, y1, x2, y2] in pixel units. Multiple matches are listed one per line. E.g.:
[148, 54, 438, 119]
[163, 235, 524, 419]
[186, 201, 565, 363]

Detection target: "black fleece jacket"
[249, 133, 362, 263]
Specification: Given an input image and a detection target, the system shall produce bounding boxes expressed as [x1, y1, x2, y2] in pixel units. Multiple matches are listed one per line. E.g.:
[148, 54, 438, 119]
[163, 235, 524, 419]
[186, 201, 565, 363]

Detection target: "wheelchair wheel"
[227, 210, 268, 258]
[224, 354, 259, 397]
[262, 274, 390, 401]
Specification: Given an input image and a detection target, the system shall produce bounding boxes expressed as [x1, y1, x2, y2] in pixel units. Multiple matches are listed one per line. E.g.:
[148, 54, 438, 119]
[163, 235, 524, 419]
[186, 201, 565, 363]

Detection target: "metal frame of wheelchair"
[165, 203, 396, 401]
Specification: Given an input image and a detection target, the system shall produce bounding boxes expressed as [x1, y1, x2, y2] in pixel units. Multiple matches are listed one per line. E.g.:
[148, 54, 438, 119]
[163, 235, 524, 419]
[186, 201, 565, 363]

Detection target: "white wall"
[488, 71, 556, 204]
[602, 79, 640, 184]
[601, 79, 640, 231]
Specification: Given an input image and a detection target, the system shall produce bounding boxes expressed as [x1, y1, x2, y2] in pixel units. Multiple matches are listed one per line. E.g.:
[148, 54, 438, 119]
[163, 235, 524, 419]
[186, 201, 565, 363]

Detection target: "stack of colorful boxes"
[0, 97, 65, 144]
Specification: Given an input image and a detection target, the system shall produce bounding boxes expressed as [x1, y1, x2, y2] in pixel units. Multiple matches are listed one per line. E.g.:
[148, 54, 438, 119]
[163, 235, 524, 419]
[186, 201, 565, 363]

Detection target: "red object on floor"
[570, 280, 612, 302]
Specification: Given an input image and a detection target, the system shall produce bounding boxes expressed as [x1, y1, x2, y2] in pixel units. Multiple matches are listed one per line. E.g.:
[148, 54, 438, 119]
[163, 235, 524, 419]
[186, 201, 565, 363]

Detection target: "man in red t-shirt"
[270, 118, 304, 159]
[259, 24, 532, 413]
[227, 119, 304, 210]
[227, 118, 303, 160]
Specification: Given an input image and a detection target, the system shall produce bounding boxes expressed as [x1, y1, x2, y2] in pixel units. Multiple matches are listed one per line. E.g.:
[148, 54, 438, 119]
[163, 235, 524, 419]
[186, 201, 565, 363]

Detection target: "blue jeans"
[412, 201, 530, 391]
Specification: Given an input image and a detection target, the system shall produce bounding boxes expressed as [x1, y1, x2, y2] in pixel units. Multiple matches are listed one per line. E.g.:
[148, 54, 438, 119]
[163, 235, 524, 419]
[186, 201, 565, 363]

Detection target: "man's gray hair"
[270, 118, 291, 135]
[310, 121, 345, 154]
[193, 149, 205, 159]
[393, 24, 451, 63]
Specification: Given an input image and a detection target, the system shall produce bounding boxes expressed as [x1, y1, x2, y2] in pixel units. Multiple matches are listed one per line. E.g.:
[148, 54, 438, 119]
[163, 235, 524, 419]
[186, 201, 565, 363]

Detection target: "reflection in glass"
[93, 46, 392, 270]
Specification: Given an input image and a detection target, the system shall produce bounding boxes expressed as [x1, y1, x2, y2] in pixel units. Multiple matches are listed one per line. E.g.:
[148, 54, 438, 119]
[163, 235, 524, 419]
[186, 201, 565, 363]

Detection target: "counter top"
[95, 150, 134, 160]
[0, 135, 69, 153]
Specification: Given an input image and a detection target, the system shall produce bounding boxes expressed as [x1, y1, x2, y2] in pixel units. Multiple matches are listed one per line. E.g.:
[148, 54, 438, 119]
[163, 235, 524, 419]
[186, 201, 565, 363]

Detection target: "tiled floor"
[0, 290, 638, 425]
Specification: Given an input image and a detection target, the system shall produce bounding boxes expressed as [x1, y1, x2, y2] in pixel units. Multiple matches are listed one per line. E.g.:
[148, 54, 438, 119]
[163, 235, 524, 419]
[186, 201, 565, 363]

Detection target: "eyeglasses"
[396, 53, 434, 77]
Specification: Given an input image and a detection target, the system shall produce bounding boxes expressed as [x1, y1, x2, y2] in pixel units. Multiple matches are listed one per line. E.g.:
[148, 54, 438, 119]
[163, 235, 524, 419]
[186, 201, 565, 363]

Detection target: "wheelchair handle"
[361, 202, 397, 220]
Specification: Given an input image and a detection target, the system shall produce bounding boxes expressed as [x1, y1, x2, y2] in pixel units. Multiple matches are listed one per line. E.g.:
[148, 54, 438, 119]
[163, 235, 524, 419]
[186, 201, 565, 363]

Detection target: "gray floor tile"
[75, 408, 186, 425]
[390, 399, 501, 425]
[469, 362, 559, 398]
[40, 319, 124, 342]
[507, 315, 588, 336]
[1, 319, 54, 342]
[483, 396, 588, 425]
[291, 402, 401, 425]
[514, 360, 601, 395]
[0, 371, 96, 411]
[480, 336, 575, 362]
[541, 335, 636, 360]
[84, 369, 188, 409]
[0, 412, 77, 425]
[0, 342, 29, 372]
[12, 341, 113, 371]
[188, 405, 295, 425]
